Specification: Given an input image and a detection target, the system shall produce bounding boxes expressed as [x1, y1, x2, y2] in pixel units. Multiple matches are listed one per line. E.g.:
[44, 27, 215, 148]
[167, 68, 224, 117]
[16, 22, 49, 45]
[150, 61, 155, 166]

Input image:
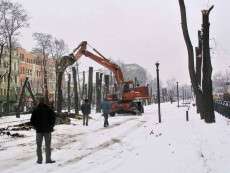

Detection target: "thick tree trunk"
[42, 49, 49, 104]
[55, 54, 76, 114]
[81, 71, 85, 99]
[96, 72, 102, 112]
[195, 31, 203, 117]
[67, 73, 71, 113]
[72, 67, 79, 114]
[84, 84, 88, 99]
[178, 0, 200, 95]
[179, 0, 215, 123]
[57, 71, 64, 114]
[54, 62, 58, 111]
[76, 64, 81, 107]
[6, 38, 12, 113]
[0, 44, 4, 65]
[104, 75, 110, 97]
[201, 7, 215, 123]
[88, 67, 93, 103]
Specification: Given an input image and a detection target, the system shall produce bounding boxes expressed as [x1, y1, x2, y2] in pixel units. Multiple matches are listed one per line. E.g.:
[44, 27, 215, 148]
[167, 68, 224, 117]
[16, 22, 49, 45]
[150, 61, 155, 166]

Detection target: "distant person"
[80, 99, 91, 126]
[30, 97, 56, 164]
[101, 98, 111, 127]
[170, 96, 173, 104]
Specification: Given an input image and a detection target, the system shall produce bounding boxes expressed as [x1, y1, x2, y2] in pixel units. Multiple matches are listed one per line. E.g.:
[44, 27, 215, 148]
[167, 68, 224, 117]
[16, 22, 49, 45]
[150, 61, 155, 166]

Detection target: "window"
[20, 53, 25, 61]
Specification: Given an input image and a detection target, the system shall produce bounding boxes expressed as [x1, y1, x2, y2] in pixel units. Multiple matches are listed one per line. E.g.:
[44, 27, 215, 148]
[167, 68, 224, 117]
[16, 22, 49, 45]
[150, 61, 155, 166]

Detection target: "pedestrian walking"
[80, 99, 91, 126]
[101, 98, 111, 127]
[30, 97, 56, 164]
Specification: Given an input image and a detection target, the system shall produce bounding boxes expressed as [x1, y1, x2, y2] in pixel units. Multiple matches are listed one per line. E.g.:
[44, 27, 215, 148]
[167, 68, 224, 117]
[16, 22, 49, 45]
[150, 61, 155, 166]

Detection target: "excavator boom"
[72, 41, 124, 84]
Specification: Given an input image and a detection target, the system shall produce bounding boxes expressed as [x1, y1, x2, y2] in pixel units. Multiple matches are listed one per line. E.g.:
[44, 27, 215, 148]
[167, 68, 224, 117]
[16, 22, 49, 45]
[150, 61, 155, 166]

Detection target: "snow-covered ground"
[1, 102, 230, 173]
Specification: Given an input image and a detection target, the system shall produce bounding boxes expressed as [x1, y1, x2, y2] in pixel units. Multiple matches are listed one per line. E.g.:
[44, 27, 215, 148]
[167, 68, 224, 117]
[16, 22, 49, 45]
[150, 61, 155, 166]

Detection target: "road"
[0, 106, 156, 173]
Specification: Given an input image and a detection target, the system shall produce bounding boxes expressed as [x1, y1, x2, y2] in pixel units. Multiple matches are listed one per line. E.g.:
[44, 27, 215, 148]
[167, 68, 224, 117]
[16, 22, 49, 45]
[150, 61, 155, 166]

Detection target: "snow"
[1, 102, 230, 173]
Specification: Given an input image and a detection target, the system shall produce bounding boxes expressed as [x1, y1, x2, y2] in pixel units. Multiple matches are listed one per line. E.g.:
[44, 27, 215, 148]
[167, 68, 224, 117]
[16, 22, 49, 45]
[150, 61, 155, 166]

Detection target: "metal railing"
[214, 100, 230, 118]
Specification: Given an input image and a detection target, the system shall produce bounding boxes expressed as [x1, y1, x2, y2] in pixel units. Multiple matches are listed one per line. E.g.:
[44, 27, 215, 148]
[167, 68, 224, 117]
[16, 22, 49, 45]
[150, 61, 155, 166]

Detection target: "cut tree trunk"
[6, 38, 12, 113]
[88, 67, 93, 103]
[81, 71, 85, 99]
[67, 73, 71, 113]
[104, 75, 110, 97]
[56, 55, 75, 114]
[0, 44, 4, 65]
[96, 72, 102, 112]
[201, 7, 215, 123]
[42, 50, 49, 104]
[72, 67, 79, 114]
[195, 30, 203, 116]
[57, 71, 64, 113]
[178, 0, 215, 123]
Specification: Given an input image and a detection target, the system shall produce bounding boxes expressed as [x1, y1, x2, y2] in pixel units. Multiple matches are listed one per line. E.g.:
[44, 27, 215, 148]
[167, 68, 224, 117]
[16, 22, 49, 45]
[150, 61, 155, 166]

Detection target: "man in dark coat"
[80, 99, 91, 126]
[101, 98, 111, 127]
[30, 97, 56, 164]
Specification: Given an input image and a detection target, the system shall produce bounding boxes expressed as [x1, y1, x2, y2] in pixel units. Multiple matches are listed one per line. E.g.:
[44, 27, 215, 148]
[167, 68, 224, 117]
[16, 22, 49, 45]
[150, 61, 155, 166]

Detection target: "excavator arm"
[72, 41, 124, 85]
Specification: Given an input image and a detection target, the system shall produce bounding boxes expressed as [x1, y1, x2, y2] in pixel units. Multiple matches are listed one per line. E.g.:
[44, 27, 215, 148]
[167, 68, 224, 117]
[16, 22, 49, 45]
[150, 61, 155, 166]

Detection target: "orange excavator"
[71, 41, 149, 115]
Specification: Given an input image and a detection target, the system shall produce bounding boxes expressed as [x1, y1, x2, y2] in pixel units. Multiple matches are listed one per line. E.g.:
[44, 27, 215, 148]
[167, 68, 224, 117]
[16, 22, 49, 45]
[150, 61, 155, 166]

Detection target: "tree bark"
[67, 73, 71, 113]
[81, 71, 85, 99]
[72, 67, 79, 114]
[57, 71, 64, 113]
[178, 0, 215, 123]
[0, 44, 4, 65]
[88, 67, 93, 103]
[201, 7, 215, 123]
[56, 55, 75, 114]
[104, 75, 110, 97]
[96, 72, 102, 112]
[195, 30, 203, 115]
[76, 64, 81, 107]
[6, 37, 12, 113]
[42, 50, 49, 104]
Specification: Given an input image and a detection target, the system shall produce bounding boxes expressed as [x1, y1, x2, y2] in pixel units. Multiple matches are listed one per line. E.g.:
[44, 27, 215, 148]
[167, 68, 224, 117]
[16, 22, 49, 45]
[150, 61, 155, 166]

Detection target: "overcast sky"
[12, 0, 230, 84]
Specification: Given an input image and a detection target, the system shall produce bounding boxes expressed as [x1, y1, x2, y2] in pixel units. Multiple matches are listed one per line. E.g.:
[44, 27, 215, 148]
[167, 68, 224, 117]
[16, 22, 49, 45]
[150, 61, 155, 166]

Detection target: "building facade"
[0, 47, 57, 112]
[17, 48, 56, 107]
[0, 49, 20, 112]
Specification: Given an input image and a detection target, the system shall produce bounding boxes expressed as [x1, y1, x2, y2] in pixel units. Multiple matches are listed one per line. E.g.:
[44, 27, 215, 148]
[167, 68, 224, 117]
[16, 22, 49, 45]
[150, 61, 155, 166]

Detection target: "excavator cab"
[123, 81, 134, 93]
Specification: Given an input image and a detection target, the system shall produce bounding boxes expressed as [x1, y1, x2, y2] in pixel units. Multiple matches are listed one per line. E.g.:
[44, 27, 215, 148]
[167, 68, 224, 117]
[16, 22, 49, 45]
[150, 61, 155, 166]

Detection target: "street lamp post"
[155, 62, 161, 123]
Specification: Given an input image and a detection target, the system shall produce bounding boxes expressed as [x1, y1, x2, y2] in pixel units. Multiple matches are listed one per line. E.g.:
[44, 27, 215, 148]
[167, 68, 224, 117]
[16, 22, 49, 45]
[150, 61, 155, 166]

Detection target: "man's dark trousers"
[83, 114, 89, 126]
[36, 132, 52, 162]
[103, 113, 109, 127]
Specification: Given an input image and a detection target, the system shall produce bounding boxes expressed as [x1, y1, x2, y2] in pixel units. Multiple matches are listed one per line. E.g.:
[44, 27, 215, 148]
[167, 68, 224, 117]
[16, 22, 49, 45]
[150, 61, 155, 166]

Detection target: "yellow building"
[0, 48, 20, 112]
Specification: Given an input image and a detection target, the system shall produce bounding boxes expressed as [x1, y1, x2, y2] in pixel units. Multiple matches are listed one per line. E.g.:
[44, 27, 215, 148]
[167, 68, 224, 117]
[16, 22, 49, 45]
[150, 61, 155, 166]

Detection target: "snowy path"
[1, 103, 230, 173]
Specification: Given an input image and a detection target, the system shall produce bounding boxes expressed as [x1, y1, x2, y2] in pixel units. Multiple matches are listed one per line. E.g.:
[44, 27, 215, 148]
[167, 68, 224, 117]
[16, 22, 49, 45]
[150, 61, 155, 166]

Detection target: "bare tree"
[0, 23, 6, 65]
[49, 38, 68, 110]
[50, 38, 68, 59]
[178, 0, 215, 123]
[0, 0, 29, 112]
[32, 32, 52, 104]
[166, 78, 176, 94]
[0, 4, 6, 65]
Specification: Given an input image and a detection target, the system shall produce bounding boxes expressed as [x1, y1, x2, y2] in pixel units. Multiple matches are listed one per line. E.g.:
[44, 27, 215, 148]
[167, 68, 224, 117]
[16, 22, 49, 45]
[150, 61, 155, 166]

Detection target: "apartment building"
[17, 48, 56, 105]
[0, 49, 20, 112]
